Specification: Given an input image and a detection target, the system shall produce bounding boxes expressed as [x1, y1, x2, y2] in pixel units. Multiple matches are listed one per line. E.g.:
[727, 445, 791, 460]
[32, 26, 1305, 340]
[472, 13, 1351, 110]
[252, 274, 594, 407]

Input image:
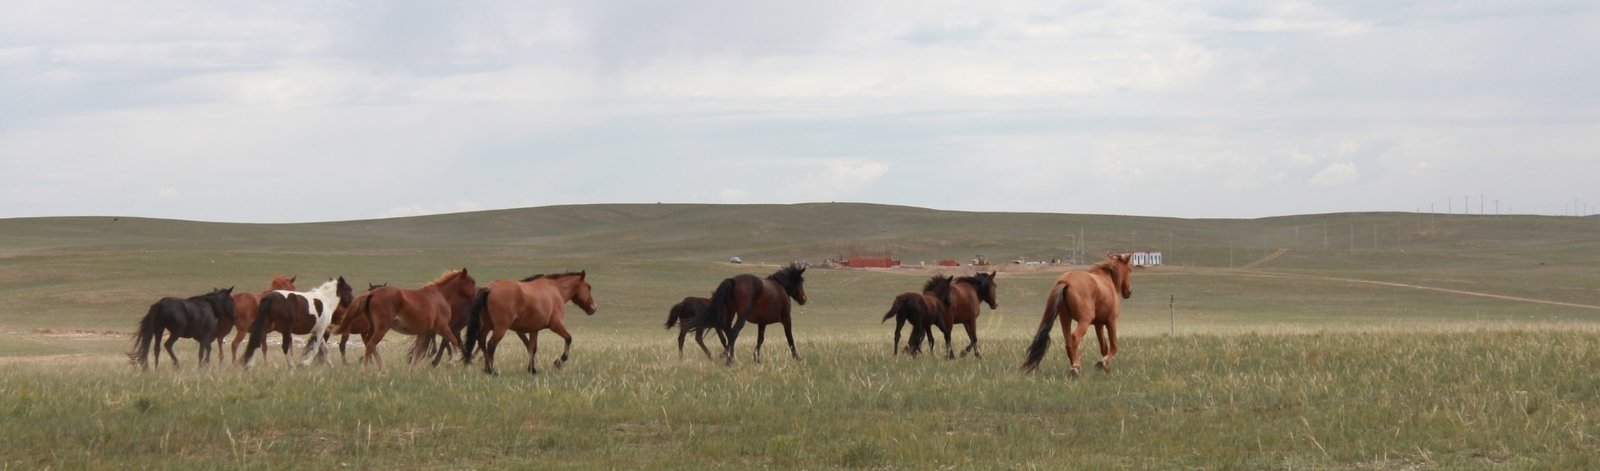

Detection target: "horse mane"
[768, 263, 806, 286]
[921, 275, 952, 293]
[522, 271, 584, 282]
[426, 269, 469, 287]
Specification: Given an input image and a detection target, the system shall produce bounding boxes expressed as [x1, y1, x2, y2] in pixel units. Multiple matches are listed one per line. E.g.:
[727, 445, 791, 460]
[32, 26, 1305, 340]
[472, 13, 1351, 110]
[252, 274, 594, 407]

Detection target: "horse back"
[1059, 270, 1119, 322]
[741, 276, 790, 324]
[946, 283, 983, 325]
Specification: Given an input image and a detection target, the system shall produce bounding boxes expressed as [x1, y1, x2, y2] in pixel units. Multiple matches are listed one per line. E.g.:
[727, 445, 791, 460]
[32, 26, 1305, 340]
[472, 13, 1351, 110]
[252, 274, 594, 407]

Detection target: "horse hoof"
[1068, 367, 1082, 378]
[553, 360, 564, 370]
[1095, 361, 1110, 373]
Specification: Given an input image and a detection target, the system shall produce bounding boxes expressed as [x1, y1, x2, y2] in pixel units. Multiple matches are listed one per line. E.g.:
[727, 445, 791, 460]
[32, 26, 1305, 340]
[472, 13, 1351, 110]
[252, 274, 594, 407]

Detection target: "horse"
[683, 263, 808, 365]
[351, 269, 477, 368]
[1021, 253, 1134, 377]
[221, 275, 296, 363]
[463, 271, 597, 375]
[331, 282, 386, 364]
[240, 277, 353, 368]
[127, 287, 236, 371]
[930, 271, 998, 359]
[881, 275, 953, 357]
[665, 296, 727, 359]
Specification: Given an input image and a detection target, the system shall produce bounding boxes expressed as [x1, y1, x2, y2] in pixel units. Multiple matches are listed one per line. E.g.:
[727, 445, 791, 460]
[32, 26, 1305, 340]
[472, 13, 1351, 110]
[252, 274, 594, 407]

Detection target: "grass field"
[2, 203, 1598, 469]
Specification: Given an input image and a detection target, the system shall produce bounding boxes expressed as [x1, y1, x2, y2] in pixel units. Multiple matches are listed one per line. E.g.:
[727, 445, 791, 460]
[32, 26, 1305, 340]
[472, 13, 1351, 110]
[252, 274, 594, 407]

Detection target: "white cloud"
[782, 159, 890, 201]
[1310, 162, 1360, 188]
[379, 201, 483, 219]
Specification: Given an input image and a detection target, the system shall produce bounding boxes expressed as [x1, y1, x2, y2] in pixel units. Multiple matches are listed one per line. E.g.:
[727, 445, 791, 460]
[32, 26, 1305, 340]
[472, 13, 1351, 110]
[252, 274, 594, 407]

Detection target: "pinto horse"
[241, 277, 353, 368]
[1021, 253, 1134, 377]
[930, 271, 998, 359]
[665, 296, 727, 359]
[684, 263, 808, 365]
[221, 275, 296, 363]
[128, 287, 236, 370]
[464, 271, 597, 375]
[352, 269, 477, 368]
[881, 275, 953, 357]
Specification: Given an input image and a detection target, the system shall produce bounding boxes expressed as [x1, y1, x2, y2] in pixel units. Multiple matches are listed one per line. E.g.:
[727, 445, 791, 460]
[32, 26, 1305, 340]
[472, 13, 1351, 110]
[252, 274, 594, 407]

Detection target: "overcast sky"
[1, 1, 1596, 222]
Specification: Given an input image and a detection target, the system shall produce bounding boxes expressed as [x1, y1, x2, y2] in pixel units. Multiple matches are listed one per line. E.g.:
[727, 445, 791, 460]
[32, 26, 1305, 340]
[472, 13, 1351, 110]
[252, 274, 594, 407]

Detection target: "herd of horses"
[127, 253, 1136, 378]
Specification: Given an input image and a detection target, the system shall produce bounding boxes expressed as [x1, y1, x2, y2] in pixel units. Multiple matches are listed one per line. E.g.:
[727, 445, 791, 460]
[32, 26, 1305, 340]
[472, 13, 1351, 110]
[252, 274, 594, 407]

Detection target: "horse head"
[206, 287, 237, 322]
[1106, 253, 1133, 299]
[773, 263, 808, 305]
[573, 270, 598, 315]
[335, 276, 354, 308]
[922, 275, 955, 307]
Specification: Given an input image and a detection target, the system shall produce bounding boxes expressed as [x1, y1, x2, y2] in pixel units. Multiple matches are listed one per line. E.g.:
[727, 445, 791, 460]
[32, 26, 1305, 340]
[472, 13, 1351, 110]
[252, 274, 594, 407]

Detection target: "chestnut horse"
[352, 269, 477, 368]
[241, 277, 353, 368]
[128, 287, 235, 371]
[881, 275, 953, 357]
[331, 282, 386, 364]
[930, 271, 998, 359]
[221, 275, 296, 363]
[1021, 253, 1133, 377]
[665, 296, 726, 359]
[683, 263, 808, 365]
[464, 271, 597, 375]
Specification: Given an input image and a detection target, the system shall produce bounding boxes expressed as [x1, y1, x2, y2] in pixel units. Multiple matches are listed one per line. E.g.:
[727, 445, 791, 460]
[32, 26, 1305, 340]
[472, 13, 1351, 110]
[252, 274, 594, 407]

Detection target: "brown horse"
[352, 269, 477, 368]
[1021, 253, 1133, 377]
[464, 272, 597, 375]
[665, 296, 727, 359]
[222, 275, 296, 363]
[683, 263, 808, 365]
[331, 282, 386, 364]
[931, 271, 998, 359]
[881, 275, 953, 357]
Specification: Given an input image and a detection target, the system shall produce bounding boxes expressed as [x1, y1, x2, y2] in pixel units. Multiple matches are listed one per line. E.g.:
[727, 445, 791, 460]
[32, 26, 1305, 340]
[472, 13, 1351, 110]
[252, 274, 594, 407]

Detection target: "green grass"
[2, 203, 1599, 468]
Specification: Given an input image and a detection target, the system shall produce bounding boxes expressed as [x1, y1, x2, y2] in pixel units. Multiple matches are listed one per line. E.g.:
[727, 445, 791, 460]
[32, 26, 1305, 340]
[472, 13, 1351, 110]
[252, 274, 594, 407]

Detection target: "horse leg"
[339, 332, 351, 365]
[151, 329, 163, 370]
[163, 331, 181, 369]
[724, 317, 746, 366]
[892, 316, 905, 356]
[781, 319, 799, 361]
[1063, 318, 1092, 378]
[482, 327, 508, 375]
[362, 325, 390, 370]
[753, 324, 767, 364]
[1093, 324, 1110, 372]
[961, 322, 981, 359]
[525, 330, 540, 375]
[691, 328, 714, 360]
[1098, 321, 1120, 374]
[677, 327, 690, 360]
[230, 327, 246, 365]
[941, 318, 955, 360]
[550, 322, 572, 370]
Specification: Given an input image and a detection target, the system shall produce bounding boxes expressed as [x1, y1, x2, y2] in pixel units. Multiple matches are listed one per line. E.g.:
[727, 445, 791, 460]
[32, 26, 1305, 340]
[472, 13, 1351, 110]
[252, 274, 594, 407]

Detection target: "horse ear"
[580, 270, 587, 279]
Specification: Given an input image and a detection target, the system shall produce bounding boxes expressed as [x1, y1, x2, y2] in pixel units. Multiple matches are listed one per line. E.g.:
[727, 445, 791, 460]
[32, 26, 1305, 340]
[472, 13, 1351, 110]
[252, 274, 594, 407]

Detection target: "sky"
[1, 1, 1597, 223]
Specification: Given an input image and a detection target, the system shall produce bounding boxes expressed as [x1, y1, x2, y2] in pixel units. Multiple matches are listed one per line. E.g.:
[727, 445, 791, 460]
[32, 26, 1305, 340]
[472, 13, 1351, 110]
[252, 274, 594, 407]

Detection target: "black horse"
[127, 287, 236, 371]
[882, 275, 954, 357]
[665, 296, 728, 359]
[683, 263, 808, 365]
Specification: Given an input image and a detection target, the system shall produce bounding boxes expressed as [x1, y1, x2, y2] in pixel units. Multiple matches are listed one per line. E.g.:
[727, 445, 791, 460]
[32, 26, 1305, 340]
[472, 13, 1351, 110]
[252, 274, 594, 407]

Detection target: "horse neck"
[547, 276, 583, 301]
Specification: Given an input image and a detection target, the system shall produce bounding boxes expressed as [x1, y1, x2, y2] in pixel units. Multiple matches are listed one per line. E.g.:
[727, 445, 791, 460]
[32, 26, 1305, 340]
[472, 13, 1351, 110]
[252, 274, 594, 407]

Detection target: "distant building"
[842, 256, 900, 268]
[1124, 252, 1163, 267]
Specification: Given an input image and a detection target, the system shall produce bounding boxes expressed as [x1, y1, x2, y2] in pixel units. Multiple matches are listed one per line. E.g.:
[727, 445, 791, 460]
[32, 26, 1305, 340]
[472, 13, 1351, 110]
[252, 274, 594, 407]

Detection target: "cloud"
[158, 186, 178, 198]
[379, 200, 482, 219]
[1310, 162, 1359, 188]
[783, 159, 890, 201]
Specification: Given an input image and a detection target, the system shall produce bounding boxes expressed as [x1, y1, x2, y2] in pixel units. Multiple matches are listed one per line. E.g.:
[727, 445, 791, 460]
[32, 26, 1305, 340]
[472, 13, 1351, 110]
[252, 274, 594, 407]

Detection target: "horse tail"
[127, 303, 162, 367]
[882, 295, 909, 323]
[241, 294, 276, 366]
[1021, 283, 1068, 373]
[462, 287, 490, 363]
[665, 301, 684, 330]
[684, 278, 736, 332]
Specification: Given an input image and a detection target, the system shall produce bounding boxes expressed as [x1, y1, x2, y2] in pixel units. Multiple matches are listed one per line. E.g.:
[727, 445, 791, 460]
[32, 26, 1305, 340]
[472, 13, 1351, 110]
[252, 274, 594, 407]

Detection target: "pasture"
[2, 203, 1598, 468]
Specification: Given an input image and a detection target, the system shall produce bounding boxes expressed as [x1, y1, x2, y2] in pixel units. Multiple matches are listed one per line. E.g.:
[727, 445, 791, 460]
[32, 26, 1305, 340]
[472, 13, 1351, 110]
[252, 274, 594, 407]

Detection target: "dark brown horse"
[684, 263, 808, 365]
[464, 272, 597, 375]
[241, 277, 353, 368]
[665, 296, 727, 359]
[881, 275, 953, 357]
[352, 269, 477, 368]
[128, 287, 236, 370]
[930, 271, 998, 359]
[1021, 253, 1133, 377]
[222, 275, 296, 363]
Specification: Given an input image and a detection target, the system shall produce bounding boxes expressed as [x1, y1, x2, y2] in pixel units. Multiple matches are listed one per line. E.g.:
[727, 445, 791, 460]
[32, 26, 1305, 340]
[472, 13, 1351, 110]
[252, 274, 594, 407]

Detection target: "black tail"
[1021, 283, 1067, 373]
[241, 294, 277, 366]
[127, 303, 162, 368]
[683, 278, 736, 333]
[461, 287, 490, 363]
[665, 302, 685, 330]
[882, 295, 910, 323]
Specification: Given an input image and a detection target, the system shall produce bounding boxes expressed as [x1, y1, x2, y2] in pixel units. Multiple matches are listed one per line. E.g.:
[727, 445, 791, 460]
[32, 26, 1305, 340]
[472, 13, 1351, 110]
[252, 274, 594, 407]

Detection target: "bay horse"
[1021, 253, 1133, 377]
[241, 277, 353, 368]
[221, 275, 296, 363]
[463, 271, 597, 376]
[331, 282, 386, 364]
[128, 287, 236, 371]
[665, 296, 727, 359]
[931, 271, 998, 359]
[351, 269, 477, 368]
[683, 263, 808, 365]
[881, 275, 953, 357]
